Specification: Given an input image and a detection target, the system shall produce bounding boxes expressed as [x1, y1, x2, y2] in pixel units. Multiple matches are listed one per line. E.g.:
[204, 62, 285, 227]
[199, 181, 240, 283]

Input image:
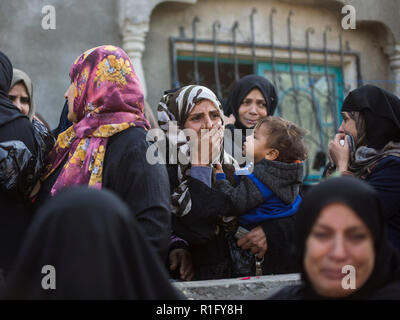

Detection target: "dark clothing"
[215, 159, 303, 227]
[52, 100, 72, 139]
[167, 164, 233, 280]
[3, 187, 182, 299]
[36, 127, 171, 262]
[0, 116, 36, 154]
[339, 85, 400, 253]
[270, 281, 400, 300]
[342, 85, 400, 150]
[0, 52, 26, 127]
[0, 170, 32, 278]
[260, 215, 298, 275]
[0, 119, 54, 203]
[271, 177, 400, 300]
[366, 155, 400, 253]
[214, 159, 303, 275]
[0, 135, 35, 277]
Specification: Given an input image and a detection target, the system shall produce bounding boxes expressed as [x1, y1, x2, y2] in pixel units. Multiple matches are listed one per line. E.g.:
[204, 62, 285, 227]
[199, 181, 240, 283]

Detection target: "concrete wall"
[344, 0, 399, 43]
[173, 273, 301, 300]
[0, 0, 396, 127]
[144, 0, 392, 112]
[0, 0, 121, 128]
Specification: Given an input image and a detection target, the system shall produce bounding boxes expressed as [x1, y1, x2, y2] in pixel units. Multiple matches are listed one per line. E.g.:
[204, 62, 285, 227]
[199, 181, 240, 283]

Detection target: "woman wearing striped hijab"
[158, 85, 238, 280]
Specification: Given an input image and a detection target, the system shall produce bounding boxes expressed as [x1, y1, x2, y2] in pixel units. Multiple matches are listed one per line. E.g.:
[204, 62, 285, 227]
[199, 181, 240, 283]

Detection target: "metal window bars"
[169, 8, 363, 182]
[171, 8, 362, 93]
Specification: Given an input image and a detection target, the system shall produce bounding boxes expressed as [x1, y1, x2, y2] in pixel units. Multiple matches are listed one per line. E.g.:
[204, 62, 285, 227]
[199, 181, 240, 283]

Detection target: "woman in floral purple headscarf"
[36, 45, 171, 261]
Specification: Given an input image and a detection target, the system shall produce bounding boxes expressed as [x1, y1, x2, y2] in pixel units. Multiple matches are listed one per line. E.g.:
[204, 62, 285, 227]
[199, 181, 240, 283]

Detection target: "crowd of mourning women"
[1, 45, 400, 300]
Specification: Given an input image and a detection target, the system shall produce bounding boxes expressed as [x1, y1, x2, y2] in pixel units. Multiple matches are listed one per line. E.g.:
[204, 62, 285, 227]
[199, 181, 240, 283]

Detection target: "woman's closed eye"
[311, 230, 332, 240]
[346, 231, 368, 243]
[189, 114, 203, 121]
[310, 225, 333, 240]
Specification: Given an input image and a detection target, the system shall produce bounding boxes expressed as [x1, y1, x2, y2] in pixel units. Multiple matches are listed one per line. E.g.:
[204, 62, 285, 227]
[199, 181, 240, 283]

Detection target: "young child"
[215, 116, 308, 275]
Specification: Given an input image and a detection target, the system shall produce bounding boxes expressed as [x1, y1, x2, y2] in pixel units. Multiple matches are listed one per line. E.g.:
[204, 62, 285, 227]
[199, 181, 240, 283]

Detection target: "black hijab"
[223, 75, 278, 130]
[3, 187, 182, 300]
[341, 85, 400, 150]
[0, 51, 26, 128]
[294, 176, 400, 299]
[52, 100, 73, 139]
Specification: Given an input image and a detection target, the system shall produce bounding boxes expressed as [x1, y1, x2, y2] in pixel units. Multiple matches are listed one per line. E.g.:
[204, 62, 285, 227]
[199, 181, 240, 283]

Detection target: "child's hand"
[215, 162, 224, 174]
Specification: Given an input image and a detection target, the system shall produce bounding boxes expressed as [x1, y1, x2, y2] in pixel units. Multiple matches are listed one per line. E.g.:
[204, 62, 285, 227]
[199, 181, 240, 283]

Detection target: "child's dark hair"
[255, 116, 309, 163]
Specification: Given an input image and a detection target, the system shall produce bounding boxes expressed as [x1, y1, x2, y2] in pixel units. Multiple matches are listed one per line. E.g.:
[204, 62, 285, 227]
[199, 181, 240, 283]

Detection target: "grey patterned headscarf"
[11, 68, 35, 121]
[347, 135, 400, 178]
[158, 85, 236, 217]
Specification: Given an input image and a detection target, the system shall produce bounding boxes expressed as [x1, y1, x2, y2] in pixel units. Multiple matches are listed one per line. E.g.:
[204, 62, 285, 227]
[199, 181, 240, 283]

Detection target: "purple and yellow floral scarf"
[42, 45, 150, 195]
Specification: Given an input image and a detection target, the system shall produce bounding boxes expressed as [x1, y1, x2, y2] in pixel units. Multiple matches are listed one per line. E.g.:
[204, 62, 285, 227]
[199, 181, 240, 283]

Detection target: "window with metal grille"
[170, 9, 362, 184]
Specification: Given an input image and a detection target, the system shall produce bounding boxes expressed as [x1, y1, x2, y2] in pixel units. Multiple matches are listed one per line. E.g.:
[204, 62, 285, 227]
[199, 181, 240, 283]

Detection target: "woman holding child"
[159, 83, 308, 279]
[215, 116, 308, 276]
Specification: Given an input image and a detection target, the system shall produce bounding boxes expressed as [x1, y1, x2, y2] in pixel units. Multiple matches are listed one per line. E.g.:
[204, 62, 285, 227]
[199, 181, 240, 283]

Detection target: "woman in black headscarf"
[327, 85, 400, 253]
[270, 176, 400, 300]
[223, 75, 278, 164]
[0, 51, 41, 283]
[3, 187, 182, 299]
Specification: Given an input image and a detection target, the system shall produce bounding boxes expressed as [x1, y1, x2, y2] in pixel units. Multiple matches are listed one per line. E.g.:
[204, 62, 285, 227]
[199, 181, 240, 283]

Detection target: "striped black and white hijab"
[158, 85, 237, 217]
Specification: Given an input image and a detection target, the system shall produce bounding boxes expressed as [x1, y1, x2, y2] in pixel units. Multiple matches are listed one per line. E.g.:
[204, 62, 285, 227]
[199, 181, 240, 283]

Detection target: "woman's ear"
[265, 148, 279, 161]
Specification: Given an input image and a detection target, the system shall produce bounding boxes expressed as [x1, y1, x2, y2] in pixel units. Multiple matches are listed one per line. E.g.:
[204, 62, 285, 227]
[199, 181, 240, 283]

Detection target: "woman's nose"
[204, 116, 213, 129]
[248, 104, 258, 115]
[330, 235, 347, 261]
[338, 121, 345, 134]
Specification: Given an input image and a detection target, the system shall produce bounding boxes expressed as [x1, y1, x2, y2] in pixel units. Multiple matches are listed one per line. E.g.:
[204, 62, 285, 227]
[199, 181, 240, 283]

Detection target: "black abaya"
[3, 187, 182, 299]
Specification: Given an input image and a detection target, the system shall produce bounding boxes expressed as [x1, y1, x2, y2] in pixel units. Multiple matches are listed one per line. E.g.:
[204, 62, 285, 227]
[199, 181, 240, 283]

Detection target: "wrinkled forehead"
[314, 201, 367, 228]
[9, 81, 29, 97]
